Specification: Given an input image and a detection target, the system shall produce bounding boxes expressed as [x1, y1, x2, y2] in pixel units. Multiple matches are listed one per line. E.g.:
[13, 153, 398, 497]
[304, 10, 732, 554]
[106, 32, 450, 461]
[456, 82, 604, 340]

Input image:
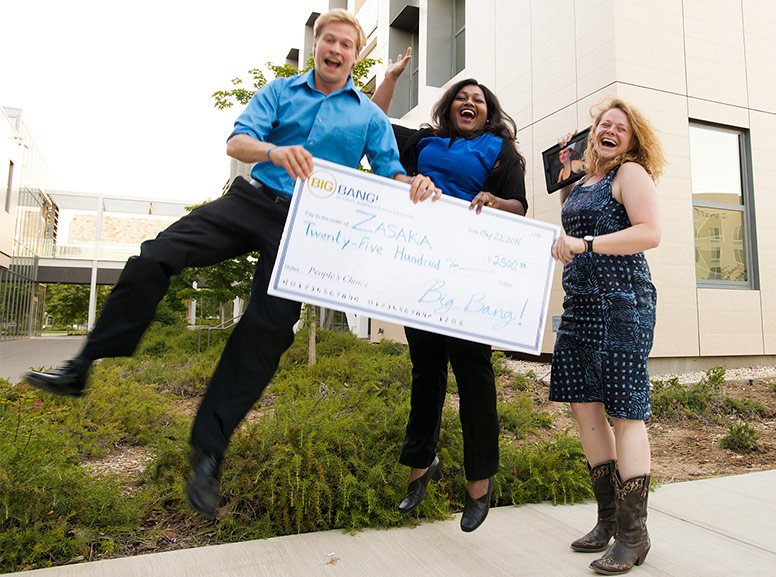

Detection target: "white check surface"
[269, 158, 559, 354]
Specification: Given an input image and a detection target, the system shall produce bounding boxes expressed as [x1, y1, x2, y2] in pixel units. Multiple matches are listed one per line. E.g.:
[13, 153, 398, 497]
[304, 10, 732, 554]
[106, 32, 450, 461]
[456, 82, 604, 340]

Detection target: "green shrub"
[0, 382, 149, 571]
[135, 323, 230, 358]
[652, 366, 774, 423]
[0, 326, 592, 572]
[704, 366, 726, 390]
[503, 370, 533, 392]
[723, 396, 769, 419]
[446, 373, 458, 394]
[719, 421, 760, 453]
[651, 378, 710, 418]
[498, 430, 590, 505]
[492, 351, 509, 377]
[651, 366, 727, 418]
[151, 300, 186, 326]
[374, 338, 407, 356]
[213, 385, 415, 539]
[498, 395, 553, 438]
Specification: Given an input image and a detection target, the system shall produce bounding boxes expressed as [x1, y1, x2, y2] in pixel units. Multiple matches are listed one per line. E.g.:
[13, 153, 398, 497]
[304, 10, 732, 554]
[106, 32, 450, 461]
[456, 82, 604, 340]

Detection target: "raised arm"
[555, 131, 580, 206]
[371, 47, 412, 114]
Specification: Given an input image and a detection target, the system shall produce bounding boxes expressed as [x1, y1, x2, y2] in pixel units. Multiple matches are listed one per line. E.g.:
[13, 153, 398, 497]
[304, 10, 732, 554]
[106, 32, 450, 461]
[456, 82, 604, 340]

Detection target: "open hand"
[558, 130, 576, 149]
[385, 47, 412, 81]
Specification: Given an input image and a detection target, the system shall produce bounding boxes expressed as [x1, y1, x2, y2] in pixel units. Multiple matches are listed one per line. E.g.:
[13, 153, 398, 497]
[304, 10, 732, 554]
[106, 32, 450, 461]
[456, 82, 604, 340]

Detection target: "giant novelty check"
[268, 158, 560, 354]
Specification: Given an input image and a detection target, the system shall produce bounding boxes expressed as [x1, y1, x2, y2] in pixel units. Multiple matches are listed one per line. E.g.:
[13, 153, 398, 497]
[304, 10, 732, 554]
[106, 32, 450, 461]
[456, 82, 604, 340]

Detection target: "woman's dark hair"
[424, 78, 525, 169]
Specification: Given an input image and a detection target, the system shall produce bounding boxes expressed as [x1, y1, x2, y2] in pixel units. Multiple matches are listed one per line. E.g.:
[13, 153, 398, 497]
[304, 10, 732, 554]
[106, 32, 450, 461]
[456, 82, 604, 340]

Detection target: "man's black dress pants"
[80, 177, 301, 457]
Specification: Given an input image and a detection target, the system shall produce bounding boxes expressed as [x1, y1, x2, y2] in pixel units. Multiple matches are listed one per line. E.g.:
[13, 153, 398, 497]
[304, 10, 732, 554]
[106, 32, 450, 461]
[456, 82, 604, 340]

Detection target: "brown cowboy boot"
[571, 460, 618, 552]
[590, 473, 651, 575]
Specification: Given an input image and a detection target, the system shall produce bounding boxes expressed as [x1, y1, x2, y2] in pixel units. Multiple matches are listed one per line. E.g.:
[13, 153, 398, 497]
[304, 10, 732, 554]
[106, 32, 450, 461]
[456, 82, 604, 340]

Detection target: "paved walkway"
[2, 470, 774, 576]
[0, 334, 85, 383]
[2, 337, 775, 576]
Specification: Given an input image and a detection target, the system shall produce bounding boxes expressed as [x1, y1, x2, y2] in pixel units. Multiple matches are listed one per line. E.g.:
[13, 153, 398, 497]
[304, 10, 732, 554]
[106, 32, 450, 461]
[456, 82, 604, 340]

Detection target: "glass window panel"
[453, 0, 465, 75]
[455, 0, 465, 30]
[689, 125, 742, 205]
[693, 207, 747, 282]
[454, 30, 465, 75]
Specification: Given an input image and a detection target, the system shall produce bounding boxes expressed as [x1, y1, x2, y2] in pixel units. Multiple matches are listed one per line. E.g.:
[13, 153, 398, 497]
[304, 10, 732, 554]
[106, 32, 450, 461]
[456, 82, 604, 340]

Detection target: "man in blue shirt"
[25, 9, 438, 519]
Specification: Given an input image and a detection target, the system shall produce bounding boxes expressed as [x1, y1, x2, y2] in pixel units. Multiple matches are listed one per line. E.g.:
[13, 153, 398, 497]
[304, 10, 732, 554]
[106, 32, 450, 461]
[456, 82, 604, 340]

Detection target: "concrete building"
[0, 107, 55, 340]
[1, 107, 192, 338]
[288, 0, 775, 369]
[39, 190, 190, 329]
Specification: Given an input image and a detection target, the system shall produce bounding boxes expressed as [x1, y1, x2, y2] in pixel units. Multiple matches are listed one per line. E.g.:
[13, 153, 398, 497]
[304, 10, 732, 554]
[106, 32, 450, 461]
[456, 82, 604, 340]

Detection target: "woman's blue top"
[416, 132, 503, 202]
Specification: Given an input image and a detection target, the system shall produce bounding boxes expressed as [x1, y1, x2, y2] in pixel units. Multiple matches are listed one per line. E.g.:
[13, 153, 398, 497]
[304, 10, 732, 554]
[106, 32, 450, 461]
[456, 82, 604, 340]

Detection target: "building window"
[409, 25, 420, 108]
[453, 0, 465, 76]
[426, 0, 465, 87]
[357, 0, 379, 39]
[689, 123, 757, 288]
[388, 1, 420, 116]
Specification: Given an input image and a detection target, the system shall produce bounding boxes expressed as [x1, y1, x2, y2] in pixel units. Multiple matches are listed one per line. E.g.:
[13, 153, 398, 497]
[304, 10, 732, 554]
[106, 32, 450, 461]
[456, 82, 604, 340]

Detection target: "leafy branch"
[211, 55, 380, 110]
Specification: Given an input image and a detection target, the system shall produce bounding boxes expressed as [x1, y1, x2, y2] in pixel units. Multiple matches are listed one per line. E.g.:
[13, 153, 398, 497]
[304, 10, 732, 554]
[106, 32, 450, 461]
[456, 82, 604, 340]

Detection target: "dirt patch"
[503, 359, 776, 485]
[83, 445, 155, 495]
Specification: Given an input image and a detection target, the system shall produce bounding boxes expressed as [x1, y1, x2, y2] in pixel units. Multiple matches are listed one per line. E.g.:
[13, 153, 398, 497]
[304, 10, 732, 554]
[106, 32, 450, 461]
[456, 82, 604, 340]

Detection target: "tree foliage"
[44, 284, 110, 327]
[212, 55, 379, 110]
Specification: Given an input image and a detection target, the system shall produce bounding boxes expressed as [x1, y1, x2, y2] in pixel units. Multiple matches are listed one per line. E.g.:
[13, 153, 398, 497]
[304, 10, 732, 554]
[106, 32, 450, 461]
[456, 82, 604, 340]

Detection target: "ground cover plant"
[650, 367, 772, 455]
[0, 326, 589, 572]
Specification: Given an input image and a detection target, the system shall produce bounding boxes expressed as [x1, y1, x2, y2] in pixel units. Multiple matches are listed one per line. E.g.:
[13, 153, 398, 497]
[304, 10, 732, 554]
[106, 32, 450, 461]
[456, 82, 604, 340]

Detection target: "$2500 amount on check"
[269, 158, 559, 355]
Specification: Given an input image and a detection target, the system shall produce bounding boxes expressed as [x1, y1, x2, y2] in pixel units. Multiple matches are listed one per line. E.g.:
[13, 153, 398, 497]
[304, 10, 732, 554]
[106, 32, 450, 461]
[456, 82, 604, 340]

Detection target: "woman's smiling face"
[449, 85, 488, 135]
[595, 107, 633, 160]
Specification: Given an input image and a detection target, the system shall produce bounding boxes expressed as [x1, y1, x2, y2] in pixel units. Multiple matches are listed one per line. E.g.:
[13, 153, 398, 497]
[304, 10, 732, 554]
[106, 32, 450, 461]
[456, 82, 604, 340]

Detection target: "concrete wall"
[0, 109, 21, 270]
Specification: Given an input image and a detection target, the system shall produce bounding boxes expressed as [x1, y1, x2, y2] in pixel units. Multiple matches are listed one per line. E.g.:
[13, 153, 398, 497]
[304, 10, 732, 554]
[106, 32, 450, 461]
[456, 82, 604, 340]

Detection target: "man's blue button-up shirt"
[229, 70, 405, 198]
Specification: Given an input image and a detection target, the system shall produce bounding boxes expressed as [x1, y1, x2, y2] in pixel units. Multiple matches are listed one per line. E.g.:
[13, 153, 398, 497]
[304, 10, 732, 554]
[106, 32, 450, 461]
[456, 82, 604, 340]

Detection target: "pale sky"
[2, 0, 324, 204]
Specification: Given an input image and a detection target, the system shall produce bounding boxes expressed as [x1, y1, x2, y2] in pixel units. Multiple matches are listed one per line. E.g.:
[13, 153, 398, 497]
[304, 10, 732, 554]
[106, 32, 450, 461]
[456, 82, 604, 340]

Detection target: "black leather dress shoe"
[460, 476, 494, 532]
[186, 449, 223, 519]
[398, 456, 442, 514]
[24, 358, 92, 397]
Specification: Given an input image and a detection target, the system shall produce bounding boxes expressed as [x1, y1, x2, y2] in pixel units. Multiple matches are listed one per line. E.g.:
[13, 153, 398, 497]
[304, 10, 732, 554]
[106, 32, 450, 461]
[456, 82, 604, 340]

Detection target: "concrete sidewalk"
[3, 470, 774, 577]
[0, 335, 86, 383]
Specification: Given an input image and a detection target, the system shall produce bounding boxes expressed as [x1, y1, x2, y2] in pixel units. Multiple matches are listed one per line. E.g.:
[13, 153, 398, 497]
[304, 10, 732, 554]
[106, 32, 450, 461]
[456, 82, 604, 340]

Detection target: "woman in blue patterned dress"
[373, 48, 527, 532]
[550, 97, 666, 575]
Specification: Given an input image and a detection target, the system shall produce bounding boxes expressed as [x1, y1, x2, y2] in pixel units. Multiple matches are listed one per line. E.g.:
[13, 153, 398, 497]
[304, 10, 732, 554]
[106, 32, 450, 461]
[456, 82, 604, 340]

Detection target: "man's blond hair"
[313, 9, 367, 53]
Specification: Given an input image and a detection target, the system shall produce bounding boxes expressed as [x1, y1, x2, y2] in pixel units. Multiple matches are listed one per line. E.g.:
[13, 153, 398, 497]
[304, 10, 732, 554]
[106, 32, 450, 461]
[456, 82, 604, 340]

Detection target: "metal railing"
[196, 314, 243, 353]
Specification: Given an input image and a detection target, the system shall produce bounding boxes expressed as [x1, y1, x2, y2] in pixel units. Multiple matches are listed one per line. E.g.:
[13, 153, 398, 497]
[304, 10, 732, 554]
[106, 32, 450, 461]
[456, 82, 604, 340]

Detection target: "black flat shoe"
[398, 456, 442, 514]
[460, 476, 494, 532]
[24, 358, 92, 397]
[186, 448, 223, 519]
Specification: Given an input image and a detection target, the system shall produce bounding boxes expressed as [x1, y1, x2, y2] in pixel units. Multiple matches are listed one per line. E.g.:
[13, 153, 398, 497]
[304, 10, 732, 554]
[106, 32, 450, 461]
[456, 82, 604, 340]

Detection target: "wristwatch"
[583, 235, 594, 253]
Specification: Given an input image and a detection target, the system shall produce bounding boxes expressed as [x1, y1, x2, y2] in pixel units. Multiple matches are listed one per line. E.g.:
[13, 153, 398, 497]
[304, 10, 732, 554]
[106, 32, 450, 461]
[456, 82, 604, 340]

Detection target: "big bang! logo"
[306, 170, 337, 198]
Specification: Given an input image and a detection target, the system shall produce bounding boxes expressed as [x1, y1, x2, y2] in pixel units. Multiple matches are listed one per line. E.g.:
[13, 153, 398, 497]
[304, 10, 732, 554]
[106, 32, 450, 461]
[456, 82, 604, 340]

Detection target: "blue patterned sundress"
[549, 167, 656, 420]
